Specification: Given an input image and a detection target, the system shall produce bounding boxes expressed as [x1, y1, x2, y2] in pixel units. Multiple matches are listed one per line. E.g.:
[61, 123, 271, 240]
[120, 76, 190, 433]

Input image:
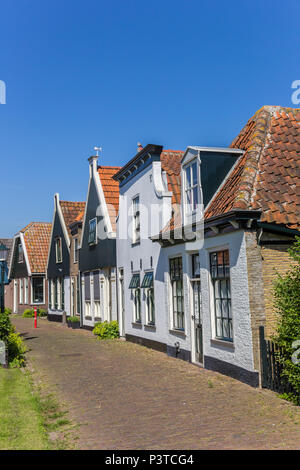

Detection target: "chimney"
[137, 142, 143, 153]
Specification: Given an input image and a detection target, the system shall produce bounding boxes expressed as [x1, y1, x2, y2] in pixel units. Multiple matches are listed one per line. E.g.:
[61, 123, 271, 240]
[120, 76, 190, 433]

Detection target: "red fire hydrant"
[34, 306, 37, 329]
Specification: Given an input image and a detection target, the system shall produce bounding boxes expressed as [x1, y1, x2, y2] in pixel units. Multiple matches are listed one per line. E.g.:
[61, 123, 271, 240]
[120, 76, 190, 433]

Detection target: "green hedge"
[93, 320, 119, 340]
[273, 236, 300, 404]
[22, 308, 47, 318]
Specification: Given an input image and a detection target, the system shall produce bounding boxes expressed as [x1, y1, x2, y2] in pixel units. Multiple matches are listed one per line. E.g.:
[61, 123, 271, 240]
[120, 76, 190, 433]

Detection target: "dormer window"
[184, 161, 199, 212]
[18, 243, 23, 263]
[88, 218, 97, 245]
[55, 237, 62, 263]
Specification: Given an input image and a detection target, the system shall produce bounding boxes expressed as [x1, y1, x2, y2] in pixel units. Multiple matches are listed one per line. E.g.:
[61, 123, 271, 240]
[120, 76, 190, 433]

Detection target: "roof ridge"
[229, 106, 272, 210]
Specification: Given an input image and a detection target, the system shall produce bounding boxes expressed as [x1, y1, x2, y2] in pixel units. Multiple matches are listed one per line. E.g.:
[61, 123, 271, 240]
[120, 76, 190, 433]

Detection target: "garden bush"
[67, 316, 80, 323]
[22, 308, 47, 318]
[93, 320, 119, 340]
[4, 307, 11, 315]
[273, 236, 300, 404]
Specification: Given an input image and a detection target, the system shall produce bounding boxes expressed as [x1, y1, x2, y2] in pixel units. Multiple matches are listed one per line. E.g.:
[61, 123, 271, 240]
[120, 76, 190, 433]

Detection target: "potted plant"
[67, 316, 81, 329]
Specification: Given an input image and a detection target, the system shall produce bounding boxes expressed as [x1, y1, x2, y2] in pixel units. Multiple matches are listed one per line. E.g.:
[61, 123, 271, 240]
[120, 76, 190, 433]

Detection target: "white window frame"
[31, 276, 45, 305]
[19, 279, 23, 304]
[133, 287, 141, 323]
[132, 196, 140, 244]
[55, 237, 63, 263]
[169, 256, 184, 331]
[208, 247, 233, 343]
[183, 159, 200, 214]
[18, 243, 24, 263]
[88, 218, 97, 245]
[24, 278, 29, 304]
[146, 287, 155, 326]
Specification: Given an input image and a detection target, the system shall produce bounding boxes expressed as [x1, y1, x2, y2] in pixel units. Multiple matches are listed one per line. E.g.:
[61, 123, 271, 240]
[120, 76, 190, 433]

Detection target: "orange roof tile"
[59, 201, 86, 237]
[160, 150, 184, 204]
[98, 166, 121, 232]
[21, 222, 52, 273]
[205, 106, 300, 230]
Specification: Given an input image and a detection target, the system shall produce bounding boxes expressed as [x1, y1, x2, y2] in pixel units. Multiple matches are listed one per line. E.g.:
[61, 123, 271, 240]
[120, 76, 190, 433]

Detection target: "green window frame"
[210, 250, 232, 342]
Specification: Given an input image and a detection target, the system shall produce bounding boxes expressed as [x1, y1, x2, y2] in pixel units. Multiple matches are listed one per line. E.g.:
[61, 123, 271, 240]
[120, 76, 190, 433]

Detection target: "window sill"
[144, 324, 156, 331]
[132, 322, 142, 328]
[211, 338, 235, 350]
[169, 329, 186, 338]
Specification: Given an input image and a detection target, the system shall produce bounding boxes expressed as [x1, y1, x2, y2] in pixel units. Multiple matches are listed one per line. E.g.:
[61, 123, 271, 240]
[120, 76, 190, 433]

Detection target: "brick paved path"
[12, 317, 300, 450]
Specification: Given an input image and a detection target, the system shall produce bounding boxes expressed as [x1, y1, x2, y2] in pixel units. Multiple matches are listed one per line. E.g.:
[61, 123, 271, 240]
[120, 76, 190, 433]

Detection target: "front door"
[190, 253, 203, 365]
[192, 280, 203, 364]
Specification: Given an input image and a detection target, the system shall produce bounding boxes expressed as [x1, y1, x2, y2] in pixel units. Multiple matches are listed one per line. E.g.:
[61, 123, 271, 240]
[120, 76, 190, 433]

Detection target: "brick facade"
[245, 231, 296, 375]
[245, 231, 266, 373]
[261, 244, 295, 338]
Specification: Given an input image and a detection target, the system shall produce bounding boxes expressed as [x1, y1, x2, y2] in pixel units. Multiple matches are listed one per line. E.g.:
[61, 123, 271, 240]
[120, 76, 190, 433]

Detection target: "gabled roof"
[21, 222, 52, 273]
[98, 166, 121, 232]
[205, 106, 300, 230]
[59, 200, 86, 237]
[160, 150, 184, 204]
[161, 106, 300, 236]
[0, 238, 13, 267]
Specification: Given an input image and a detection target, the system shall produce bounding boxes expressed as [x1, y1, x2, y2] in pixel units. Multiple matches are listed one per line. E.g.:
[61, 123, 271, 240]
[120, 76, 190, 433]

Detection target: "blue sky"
[0, 0, 299, 237]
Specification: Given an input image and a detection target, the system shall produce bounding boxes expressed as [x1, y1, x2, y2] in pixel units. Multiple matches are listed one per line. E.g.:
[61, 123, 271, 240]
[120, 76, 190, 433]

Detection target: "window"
[93, 271, 101, 319]
[210, 250, 232, 342]
[18, 243, 23, 263]
[134, 288, 141, 323]
[84, 273, 91, 318]
[88, 219, 97, 245]
[55, 237, 62, 263]
[19, 279, 23, 304]
[24, 278, 28, 304]
[32, 277, 44, 304]
[142, 272, 155, 325]
[132, 196, 140, 244]
[56, 277, 64, 310]
[74, 238, 79, 263]
[170, 257, 184, 330]
[184, 161, 199, 212]
[129, 273, 141, 323]
[191, 253, 202, 326]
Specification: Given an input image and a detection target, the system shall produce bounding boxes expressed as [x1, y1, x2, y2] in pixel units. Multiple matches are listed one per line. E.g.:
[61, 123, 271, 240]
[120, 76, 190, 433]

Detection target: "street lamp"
[0, 243, 9, 314]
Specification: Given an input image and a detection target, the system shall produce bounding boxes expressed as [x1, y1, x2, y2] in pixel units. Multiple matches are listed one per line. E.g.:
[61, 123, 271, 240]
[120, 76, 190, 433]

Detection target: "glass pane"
[223, 319, 230, 339]
[192, 162, 198, 186]
[193, 187, 198, 209]
[215, 299, 222, 317]
[216, 318, 223, 338]
[220, 280, 227, 299]
[186, 166, 191, 189]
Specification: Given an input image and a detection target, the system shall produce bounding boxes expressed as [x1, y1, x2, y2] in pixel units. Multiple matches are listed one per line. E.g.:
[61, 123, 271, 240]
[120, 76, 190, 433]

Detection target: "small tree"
[273, 236, 300, 403]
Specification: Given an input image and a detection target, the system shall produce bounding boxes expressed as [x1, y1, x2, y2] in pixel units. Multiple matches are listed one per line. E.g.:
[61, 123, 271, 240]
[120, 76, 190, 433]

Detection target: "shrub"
[22, 309, 34, 318]
[7, 331, 27, 368]
[273, 236, 300, 404]
[67, 316, 80, 323]
[22, 308, 47, 318]
[0, 312, 12, 341]
[4, 307, 12, 315]
[93, 320, 119, 340]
